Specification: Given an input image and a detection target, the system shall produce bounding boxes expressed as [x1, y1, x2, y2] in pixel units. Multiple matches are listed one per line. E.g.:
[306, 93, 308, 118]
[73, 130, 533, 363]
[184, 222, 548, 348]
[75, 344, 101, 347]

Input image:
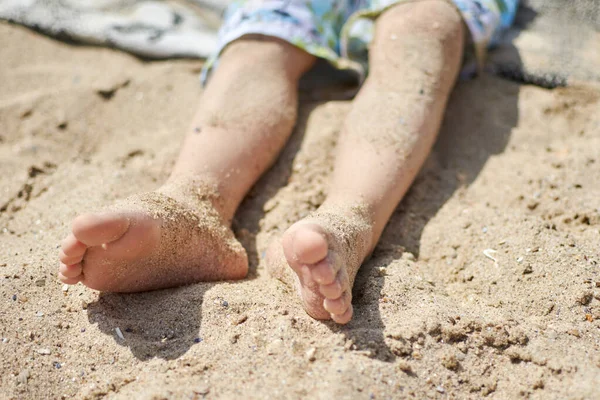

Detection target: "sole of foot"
[58, 189, 248, 292]
[266, 208, 373, 324]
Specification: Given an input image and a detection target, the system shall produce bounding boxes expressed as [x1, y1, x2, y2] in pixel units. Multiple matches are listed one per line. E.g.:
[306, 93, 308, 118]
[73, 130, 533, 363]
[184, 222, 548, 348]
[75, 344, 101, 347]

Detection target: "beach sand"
[1, 21, 599, 399]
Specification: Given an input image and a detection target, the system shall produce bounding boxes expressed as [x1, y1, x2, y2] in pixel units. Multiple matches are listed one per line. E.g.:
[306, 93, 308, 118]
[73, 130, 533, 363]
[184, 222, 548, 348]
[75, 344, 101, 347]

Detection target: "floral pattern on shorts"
[202, 0, 519, 83]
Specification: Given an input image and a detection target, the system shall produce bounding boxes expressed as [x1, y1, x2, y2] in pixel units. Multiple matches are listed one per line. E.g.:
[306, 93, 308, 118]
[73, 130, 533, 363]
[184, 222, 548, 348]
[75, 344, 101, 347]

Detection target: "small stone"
[221, 300, 229, 308]
[402, 252, 416, 262]
[436, 386, 445, 393]
[37, 348, 51, 355]
[377, 267, 387, 277]
[229, 334, 240, 344]
[267, 339, 283, 355]
[16, 369, 30, 385]
[53, 361, 62, 369]
[115, 327, 125, 340]
[194, 386, 210, 396]
[62, 284, 69, 292]
[35, 279, 46, 287]
[516, 257, 524, 263]
[577, 291, 593, 305]
[234, 314, 248, 325]
[36, 311, 44, 317]
[306, 347, 317, 362]
[522, 264, 533, 274]
[567, 329, 581, 337]
[396, 360, 412, 373]
[193, 337, 203, 343]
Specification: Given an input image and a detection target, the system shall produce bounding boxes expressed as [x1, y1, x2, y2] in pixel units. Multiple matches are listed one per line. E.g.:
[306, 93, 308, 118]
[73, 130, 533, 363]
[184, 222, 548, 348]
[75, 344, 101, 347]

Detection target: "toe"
[319, 269, 348, 299]
[72, 212, 130, 247]
[59, 263, 82, 278]
[323, 291, 351, 316]
[331, 304, 353, 324]
[310, 257, 338, 285]
[59, 250, 83, 266]
[289, 223, 328, 265]
[61, 234, 87, 257]
[319, 279, 343, 299]
[58, 272, 81, 285]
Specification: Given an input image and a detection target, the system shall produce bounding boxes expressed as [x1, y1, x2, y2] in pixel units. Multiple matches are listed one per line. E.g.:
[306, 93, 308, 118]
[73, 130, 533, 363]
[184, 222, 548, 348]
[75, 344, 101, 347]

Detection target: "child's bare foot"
[266, 206, 374, 324]
[58, 180, 248, 292]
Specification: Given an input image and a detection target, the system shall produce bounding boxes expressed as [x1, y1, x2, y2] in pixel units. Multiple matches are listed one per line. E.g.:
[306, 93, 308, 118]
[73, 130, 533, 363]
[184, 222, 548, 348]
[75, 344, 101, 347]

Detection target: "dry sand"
[1, 21, 599, 399]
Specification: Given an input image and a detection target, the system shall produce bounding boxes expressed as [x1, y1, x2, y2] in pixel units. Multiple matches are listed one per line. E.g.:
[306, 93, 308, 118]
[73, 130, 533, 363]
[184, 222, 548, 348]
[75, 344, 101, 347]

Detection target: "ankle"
[160, 176, 236, 223]
[315, 200, 377, 255]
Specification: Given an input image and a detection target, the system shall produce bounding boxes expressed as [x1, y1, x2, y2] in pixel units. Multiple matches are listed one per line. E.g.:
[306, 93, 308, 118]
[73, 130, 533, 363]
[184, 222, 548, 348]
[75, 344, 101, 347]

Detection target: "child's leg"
[267, 0, 464, 323]
[58, 37, 315, 292]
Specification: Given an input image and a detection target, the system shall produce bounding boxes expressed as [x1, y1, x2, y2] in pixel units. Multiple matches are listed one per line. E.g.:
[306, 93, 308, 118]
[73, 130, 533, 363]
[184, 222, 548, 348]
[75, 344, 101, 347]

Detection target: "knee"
[369, 0, 464, 87]
[220, 35, 316, 80]
[374, 0, 464, 53]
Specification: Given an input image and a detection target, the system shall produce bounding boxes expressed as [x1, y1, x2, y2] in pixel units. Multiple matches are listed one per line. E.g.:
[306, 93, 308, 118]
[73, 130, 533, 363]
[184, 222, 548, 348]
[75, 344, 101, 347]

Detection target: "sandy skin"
[59, 0, 464, 323]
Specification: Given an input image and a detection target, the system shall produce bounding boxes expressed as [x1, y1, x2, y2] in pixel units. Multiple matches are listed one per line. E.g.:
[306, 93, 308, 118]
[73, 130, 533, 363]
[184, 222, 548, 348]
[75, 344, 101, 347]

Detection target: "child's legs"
[327, 0, 464, 244]
[58, 37, 316, 292]
[171, 36, 316, 221]
[268, 0, 464, 323]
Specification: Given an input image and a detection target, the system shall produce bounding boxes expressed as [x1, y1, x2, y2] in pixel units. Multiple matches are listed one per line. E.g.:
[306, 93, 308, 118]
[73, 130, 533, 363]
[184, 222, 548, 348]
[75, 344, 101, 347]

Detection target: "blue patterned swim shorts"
[203, 0, 519, 83]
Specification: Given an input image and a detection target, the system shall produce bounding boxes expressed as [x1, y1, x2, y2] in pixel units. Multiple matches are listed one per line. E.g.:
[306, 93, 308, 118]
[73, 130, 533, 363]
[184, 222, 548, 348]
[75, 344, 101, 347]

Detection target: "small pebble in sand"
[436, 386, 445, 393]
[522, 264, 533, 275]
[36, 311, 44, 317]
[194, 337, 203, 343]
[115, 327, 125, 340]
[35, 279, 46, 287]
[62, 284, 69, 292]
[306, 347, 317, 362]
[17, 369, 30, 385]
[12, 294, 16, 301]
[194, 386, 210, 396]
[53, 361, 61, 369]
[267, 339, 284, 355]
[37, 348, 51, 355]
[396, 360, 412, 373]
[516, 257, 524, 263]
[234, 314, 248, 325]
[402, 252, 416, 262]
[483, 249, 498, 263]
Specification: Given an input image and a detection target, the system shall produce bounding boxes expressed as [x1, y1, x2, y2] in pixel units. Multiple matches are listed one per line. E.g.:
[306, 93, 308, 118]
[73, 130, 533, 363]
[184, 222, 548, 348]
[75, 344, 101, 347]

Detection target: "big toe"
[283, 223, 328, 266]
[72, 212, 131, 247]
